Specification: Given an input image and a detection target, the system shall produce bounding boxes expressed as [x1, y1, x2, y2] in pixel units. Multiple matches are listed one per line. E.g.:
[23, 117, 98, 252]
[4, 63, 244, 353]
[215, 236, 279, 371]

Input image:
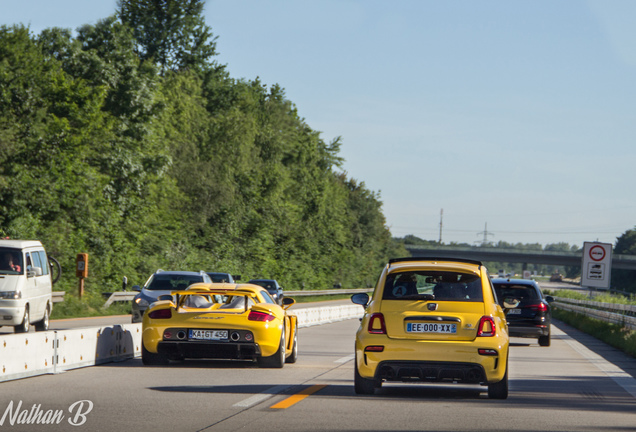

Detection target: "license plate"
[189, 329, 228, 341]
[507, 309, 522, 315]
[406, 323, 456, 334]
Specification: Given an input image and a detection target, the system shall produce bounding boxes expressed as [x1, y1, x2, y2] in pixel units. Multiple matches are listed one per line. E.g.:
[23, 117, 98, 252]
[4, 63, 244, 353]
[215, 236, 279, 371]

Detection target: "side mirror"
[282, 297, 295, 309]
[122, 276, 128, 291]
[132, 285, 141, 292]
[157, 294, 173, 302]
[544, 295, 554, 303]
[351, 293, 369, 307]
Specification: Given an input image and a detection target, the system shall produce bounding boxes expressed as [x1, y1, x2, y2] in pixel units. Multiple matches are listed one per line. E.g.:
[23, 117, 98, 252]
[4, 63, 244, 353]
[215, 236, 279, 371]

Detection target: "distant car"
[141, 283, 298, 367]
[248, 279, 284, 305]
[492, 278, 553, 346]
[207, 272, 239, 283]
[351, 257, 511, 399]
[131, 270, 212, 323]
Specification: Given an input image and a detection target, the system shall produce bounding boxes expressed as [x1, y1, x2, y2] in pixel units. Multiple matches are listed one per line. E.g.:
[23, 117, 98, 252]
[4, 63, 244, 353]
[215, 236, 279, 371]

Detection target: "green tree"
[117, 0, 217, 74]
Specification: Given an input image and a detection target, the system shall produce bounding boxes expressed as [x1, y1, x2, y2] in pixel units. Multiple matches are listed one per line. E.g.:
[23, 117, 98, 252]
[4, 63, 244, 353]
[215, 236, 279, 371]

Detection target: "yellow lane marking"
[270, 385, 327, 409]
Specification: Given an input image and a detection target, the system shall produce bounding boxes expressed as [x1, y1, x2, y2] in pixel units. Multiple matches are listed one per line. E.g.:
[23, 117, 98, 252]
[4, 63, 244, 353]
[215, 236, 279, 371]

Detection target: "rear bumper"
[157, 341, 261, 360]
[508, 324, 550, 338]
[376, 360, 487, 384]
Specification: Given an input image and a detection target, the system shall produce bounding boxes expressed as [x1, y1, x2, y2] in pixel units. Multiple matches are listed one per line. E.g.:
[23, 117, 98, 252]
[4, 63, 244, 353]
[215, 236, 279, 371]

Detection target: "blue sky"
[3, 1, 636, 247]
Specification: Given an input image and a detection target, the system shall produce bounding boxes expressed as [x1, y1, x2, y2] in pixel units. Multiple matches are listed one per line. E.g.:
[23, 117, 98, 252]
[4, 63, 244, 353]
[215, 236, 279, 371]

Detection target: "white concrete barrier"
[0, 304, 363, 382]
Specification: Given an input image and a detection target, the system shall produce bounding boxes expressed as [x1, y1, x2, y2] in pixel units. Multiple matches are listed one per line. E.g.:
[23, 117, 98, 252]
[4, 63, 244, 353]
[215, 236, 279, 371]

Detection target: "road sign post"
[581, 242, 612, 293]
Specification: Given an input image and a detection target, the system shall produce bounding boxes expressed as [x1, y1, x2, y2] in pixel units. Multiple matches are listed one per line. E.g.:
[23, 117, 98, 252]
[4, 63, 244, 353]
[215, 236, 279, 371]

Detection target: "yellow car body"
[352, 258, 510, 399]
[142, 283, 298, 368]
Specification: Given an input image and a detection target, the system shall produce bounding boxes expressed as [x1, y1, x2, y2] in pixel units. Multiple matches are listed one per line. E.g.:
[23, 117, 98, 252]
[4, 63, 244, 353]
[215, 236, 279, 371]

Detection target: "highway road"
[0, 317, 634, 431]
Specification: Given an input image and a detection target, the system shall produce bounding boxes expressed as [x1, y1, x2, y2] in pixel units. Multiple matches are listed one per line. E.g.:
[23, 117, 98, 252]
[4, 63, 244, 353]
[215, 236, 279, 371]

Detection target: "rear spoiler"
[388, 257, 483, 267]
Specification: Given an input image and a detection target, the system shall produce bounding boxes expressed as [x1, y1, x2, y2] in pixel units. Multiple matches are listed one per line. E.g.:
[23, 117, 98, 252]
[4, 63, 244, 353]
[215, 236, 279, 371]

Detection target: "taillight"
[248, 311, 275, 322]
[148, 309, 172, 319]
[368, 313, 386, 334]
[477, 316, 496, 337]
[531, 302, 548, 312]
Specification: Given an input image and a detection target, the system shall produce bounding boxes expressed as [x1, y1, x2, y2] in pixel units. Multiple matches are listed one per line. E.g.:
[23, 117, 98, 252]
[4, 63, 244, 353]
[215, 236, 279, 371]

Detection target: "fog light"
[478, 349, 498, 356]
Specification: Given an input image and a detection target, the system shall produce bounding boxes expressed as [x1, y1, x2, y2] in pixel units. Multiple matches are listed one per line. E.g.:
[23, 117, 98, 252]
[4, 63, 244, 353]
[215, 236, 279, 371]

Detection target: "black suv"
[492, 278, 554, 346]
[248, 279, 284, 305]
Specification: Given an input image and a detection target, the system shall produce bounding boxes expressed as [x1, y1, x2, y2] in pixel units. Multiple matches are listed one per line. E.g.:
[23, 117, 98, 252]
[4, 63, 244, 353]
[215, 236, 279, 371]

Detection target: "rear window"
[382, 271, 483, 302]
[146, 274, 204, 291]
[493, 284, 539, 303]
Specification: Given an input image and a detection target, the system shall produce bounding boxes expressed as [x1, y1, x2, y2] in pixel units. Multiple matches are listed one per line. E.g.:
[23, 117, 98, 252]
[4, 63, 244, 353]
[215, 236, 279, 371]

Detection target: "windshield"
[383, 271, 483, 302]
[146, 274, 204, 291]
[0, 248, 23, 275]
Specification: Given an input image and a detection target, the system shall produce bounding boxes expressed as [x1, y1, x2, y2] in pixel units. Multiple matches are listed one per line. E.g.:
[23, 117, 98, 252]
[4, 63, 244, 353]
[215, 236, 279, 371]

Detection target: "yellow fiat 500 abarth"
[142, 283, 298, 368]
[352, 257, 511, 399]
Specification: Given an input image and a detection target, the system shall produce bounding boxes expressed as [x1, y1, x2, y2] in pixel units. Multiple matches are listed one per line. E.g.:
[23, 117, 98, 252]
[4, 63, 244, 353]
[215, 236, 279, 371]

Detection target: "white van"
[0, 240, 53, 332]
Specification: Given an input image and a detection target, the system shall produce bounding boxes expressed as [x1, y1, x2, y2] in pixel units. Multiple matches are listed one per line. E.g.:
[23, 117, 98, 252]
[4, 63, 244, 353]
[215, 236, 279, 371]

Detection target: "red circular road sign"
[589, 245, 606, 261]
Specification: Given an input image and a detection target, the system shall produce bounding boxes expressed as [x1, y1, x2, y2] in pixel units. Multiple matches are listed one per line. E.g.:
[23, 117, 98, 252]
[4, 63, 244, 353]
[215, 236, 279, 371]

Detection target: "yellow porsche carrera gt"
[141, 283, 298, 368]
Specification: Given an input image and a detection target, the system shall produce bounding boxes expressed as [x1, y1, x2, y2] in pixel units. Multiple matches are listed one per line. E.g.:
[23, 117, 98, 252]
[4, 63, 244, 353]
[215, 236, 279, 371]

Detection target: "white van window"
[30, 251, 43, 273]
[36, 251, 49, 275]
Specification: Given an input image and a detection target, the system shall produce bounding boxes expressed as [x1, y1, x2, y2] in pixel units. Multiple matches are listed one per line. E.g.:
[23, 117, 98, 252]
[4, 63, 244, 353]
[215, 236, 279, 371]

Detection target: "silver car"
[130, 270, 211, 323]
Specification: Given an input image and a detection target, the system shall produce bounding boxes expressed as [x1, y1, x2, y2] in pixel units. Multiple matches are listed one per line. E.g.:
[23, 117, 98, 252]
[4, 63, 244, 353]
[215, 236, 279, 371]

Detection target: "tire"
[14, 306, 30, 333]
[538, 333, 550, 347]
[258, 327, 285, 368]
[141, 342, 168, 366]
[354, 354, 376, 395]
[35, 305, 50, 331]
[285, 322, 298, 364]
[488, 359, 509, 399]
[48, 256, 61, 284]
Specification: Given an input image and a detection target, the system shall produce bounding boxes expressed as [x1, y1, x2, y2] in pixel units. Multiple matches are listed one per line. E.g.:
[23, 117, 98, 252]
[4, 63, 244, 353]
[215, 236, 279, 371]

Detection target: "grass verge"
[552, 308, 636, 359]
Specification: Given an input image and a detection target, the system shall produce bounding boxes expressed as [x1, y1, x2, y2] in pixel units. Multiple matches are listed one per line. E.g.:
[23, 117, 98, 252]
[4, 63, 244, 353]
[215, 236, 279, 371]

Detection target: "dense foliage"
[0, 1, 404, 297]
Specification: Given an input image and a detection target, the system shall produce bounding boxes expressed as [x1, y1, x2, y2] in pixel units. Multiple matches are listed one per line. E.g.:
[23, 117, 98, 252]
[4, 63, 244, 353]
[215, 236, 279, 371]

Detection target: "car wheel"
[538, 333, 551, 347]
[35, 305, 50, 332]
[285, 322, 298, 364]
[488, 359, 508, 399]
[141, 342, 168, 366]
[354, 354, 376, 395]
[14, 307, 30, 333]
[258, 327, 285, 368]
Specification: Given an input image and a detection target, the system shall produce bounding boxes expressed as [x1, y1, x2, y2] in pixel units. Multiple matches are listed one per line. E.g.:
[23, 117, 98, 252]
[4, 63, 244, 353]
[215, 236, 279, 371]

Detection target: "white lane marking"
[335, 354, 354, 363]
[233, 385, 290, 408]
[554, 326, 636, 398]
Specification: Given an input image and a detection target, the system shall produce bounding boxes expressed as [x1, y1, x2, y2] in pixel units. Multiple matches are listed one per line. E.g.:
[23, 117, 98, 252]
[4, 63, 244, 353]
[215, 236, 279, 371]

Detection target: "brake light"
[368, 313, 386, 334]
[531, 302, 548, 312]
[478, 349, 498, 356]
[248, 311, 275, 322]
[148, 309, 172, 319]
[364, 345, 385, 352]
[477, 316, 496, 337]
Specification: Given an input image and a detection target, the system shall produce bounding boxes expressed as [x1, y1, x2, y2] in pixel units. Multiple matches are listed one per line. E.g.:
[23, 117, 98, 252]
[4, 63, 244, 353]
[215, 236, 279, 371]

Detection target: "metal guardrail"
[553, 296, 636, 330]
[50, 288, 374, 308]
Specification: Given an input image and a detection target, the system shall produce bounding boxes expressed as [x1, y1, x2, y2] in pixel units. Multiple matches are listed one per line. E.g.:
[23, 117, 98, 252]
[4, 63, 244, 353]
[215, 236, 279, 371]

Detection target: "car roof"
[387, 258, 482, 274]
[0, 240, 44, 249]
[154, 270, 206, 276]
[249, 278, 276, 283]
[187, 282, 266, 296]
[491, 278, 539, 287]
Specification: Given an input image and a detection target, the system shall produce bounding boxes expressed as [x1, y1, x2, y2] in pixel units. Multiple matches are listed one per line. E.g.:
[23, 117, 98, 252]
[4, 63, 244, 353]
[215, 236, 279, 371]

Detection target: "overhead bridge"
[405, 245, 636, 271]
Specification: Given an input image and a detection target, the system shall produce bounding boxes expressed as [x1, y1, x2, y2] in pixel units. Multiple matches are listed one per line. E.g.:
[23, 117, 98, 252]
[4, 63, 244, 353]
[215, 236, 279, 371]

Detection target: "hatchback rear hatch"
[379, 269, 486, 341]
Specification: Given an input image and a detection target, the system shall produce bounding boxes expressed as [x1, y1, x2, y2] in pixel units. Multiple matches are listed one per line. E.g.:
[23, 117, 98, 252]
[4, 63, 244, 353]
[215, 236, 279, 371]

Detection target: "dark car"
[492, 278, 554, 346]
[248, 279, 284, 305]
[207, 272, 240, 283]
